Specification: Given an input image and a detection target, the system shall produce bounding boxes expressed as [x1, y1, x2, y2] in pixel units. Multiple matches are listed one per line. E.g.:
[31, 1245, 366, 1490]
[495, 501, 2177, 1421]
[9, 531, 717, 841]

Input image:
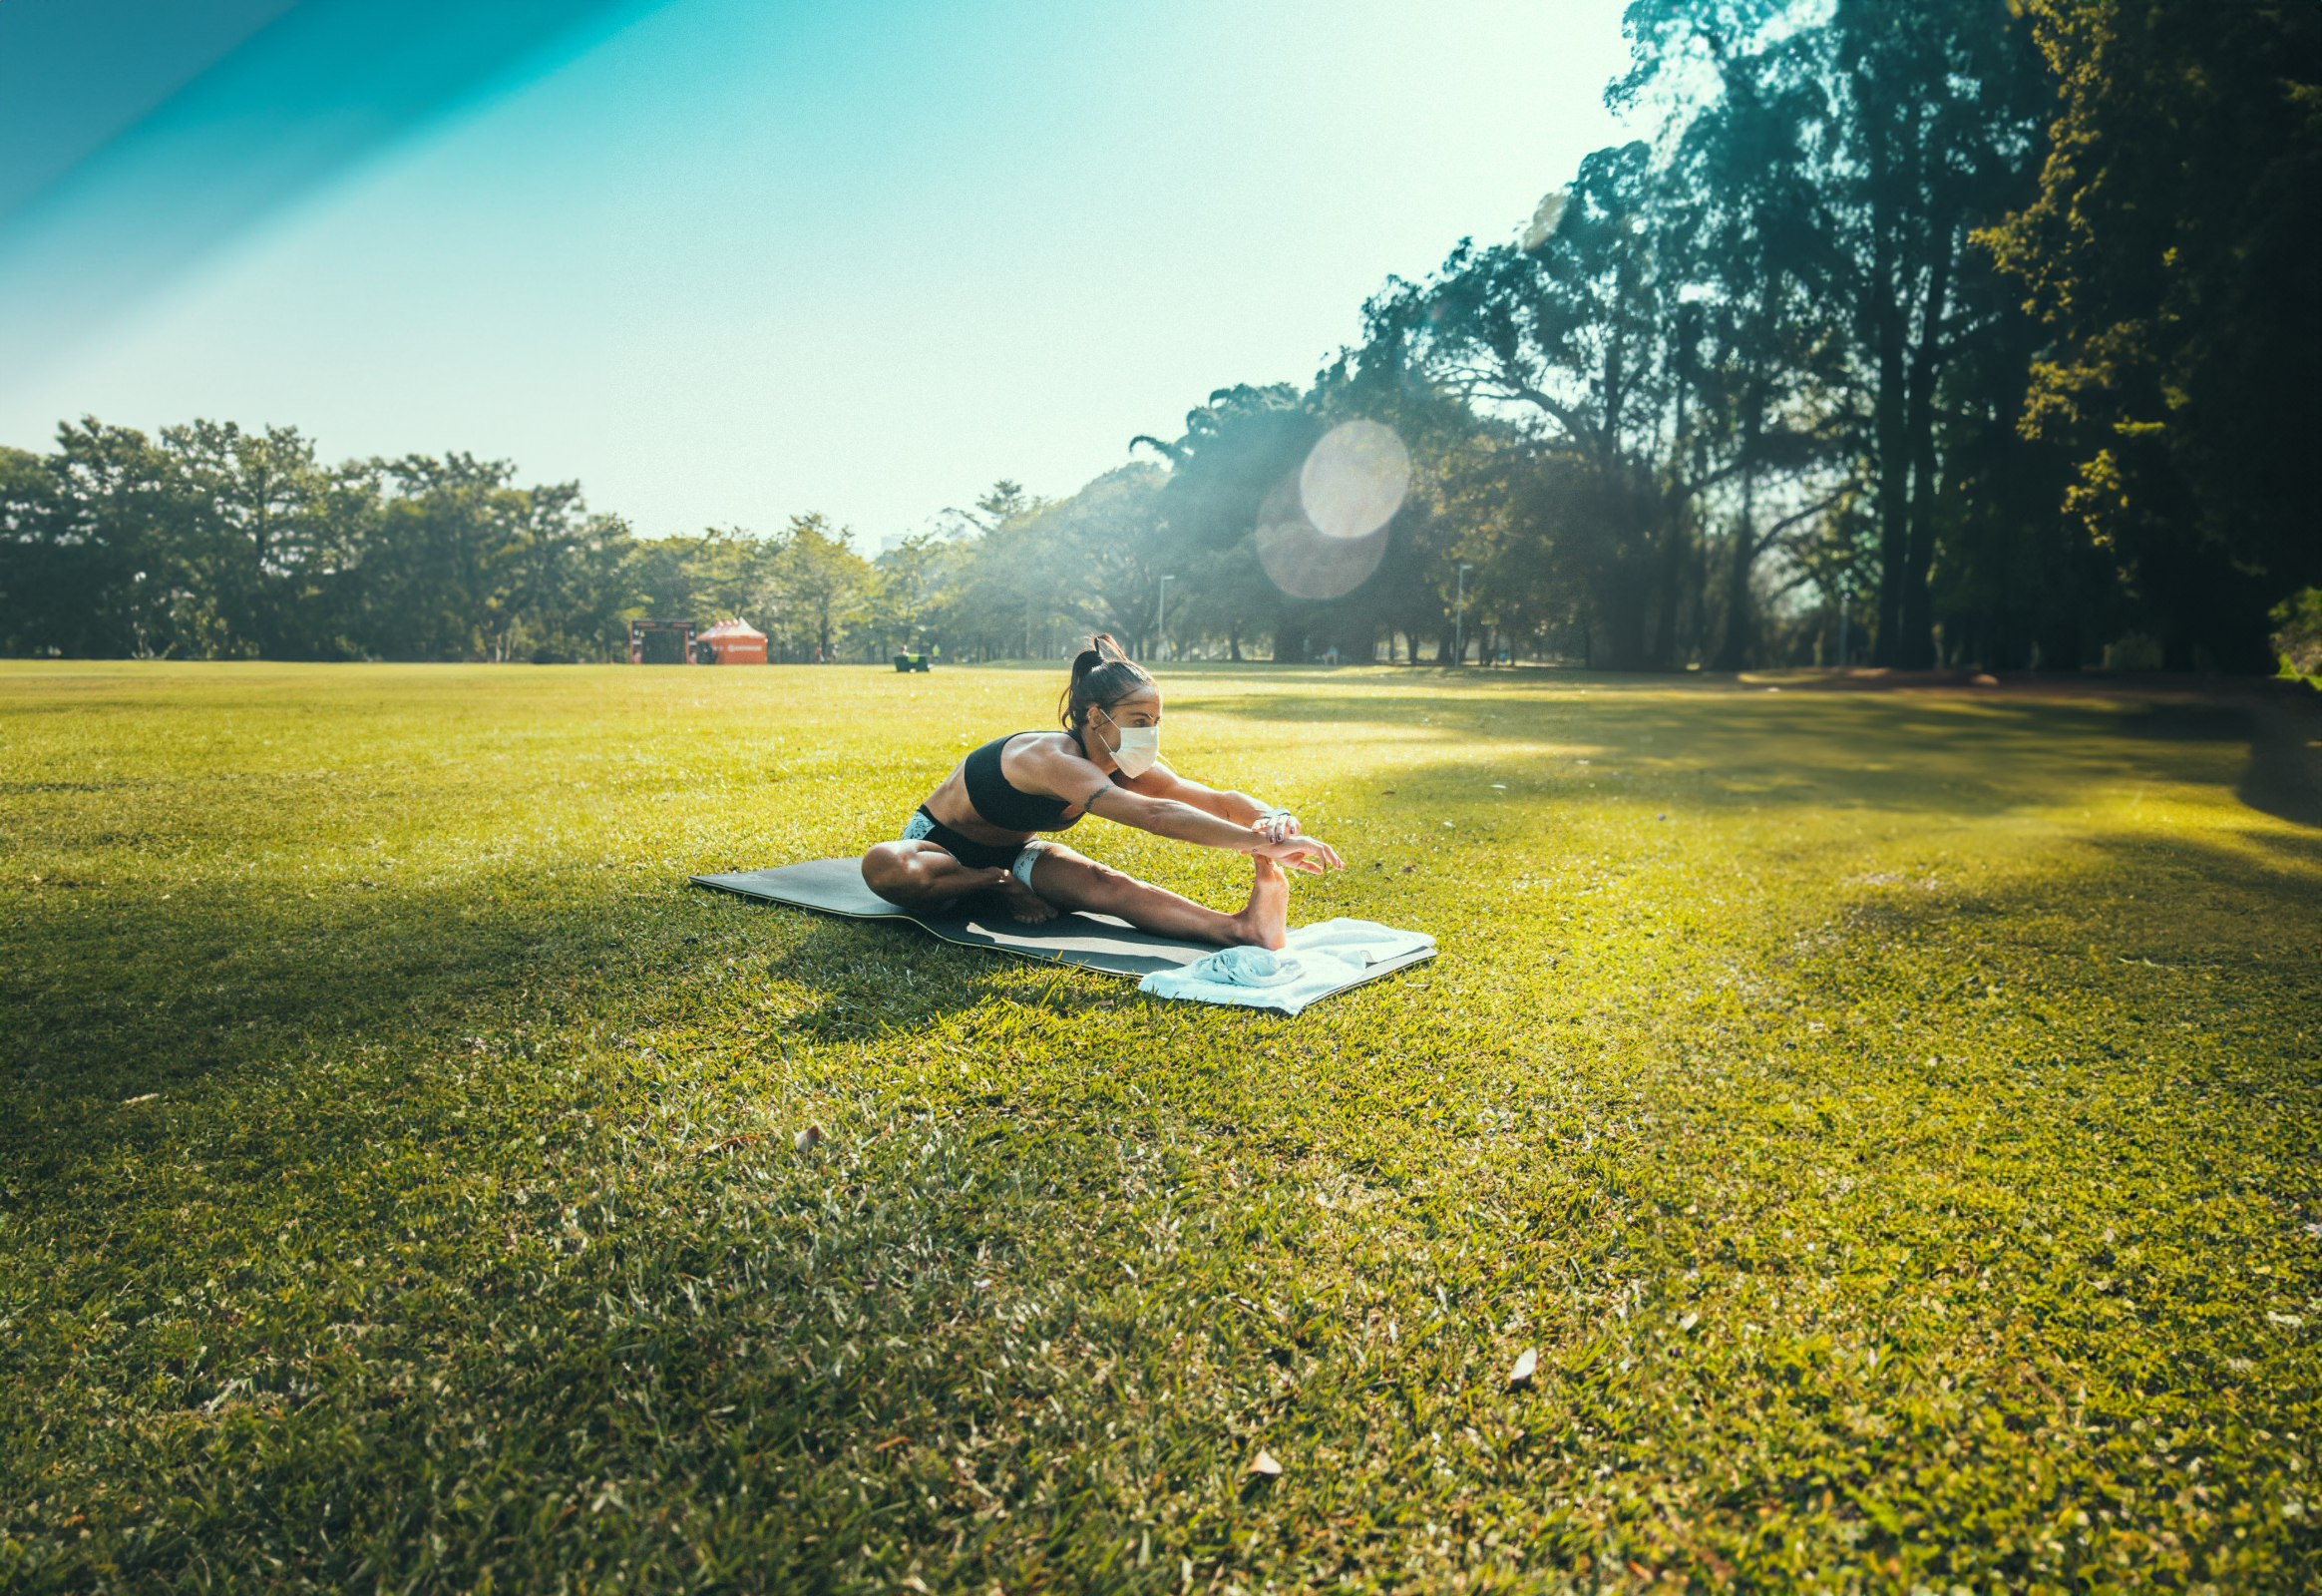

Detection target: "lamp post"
[1156, 574, 1173, 660]
[1453, 563, 1474, 665]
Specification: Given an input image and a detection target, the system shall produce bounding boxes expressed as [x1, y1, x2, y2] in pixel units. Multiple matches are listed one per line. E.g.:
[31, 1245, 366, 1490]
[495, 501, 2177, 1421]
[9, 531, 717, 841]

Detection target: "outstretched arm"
[1084, 786, 1343, 874]
[1007, 739, 1339, 871]
[1120, 763, 1272, 825]
[1123, 766, 1309, 831]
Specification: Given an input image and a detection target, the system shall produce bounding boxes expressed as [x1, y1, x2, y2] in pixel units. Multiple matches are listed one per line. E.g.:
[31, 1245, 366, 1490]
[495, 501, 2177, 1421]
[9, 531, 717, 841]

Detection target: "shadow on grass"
[1187, 684, 2316, 826]
[2238, 704, 2322, 828]
[0, 870, 1046, 1210]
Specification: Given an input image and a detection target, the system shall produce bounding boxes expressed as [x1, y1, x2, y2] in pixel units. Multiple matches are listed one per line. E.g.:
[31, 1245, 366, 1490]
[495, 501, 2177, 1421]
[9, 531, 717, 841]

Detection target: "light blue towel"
[1138, 918, 1435, 1015]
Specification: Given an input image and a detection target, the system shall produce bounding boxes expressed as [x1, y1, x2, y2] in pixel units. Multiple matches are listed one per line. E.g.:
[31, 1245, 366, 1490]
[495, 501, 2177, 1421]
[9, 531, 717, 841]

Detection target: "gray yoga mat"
[689, 859, 1434, 1002]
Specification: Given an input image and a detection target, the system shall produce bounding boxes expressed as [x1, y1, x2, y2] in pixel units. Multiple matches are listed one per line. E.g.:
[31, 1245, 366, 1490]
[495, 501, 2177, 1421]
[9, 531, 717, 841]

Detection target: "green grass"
[2, 660, 2317, 1594]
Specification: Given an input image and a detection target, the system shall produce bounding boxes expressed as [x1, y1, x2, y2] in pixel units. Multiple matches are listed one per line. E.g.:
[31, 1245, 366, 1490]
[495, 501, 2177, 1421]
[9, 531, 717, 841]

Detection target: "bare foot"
[994, 871, 1058, 924]
[1229, 855, 1291, 950]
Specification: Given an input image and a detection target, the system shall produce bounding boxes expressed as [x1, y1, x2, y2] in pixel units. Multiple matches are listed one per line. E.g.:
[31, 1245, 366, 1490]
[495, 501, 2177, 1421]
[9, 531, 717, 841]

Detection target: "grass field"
[2, 660, 2318, 1594]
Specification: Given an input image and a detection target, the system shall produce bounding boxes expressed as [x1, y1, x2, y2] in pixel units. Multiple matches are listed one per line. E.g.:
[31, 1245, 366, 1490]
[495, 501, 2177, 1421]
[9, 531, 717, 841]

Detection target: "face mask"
[1096, 708, 1161, 778]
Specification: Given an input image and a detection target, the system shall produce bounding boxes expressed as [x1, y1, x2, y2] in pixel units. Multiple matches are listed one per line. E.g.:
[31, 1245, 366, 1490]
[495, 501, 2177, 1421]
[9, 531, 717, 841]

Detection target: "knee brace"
[1010, 840, 1051, 891]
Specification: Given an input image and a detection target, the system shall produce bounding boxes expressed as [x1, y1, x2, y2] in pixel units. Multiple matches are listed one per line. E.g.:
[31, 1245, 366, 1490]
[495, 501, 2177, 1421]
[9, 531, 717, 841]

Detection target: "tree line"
[0, 420, 891, 665]
[5, 0, 2315, 672]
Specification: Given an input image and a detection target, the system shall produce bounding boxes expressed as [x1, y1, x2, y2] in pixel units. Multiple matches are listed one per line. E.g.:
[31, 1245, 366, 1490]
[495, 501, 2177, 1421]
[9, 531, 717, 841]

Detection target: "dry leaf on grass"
[1247, 1448, 1282, 1477]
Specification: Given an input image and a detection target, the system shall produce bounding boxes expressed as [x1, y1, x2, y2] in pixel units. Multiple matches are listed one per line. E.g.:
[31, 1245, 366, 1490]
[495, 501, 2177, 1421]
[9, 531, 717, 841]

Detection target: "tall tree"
[1615, 0, 2048, 668]
[1133, 386, 1321, 660]
[867, 530, 948, 655]
[1979, 0, 2322, 671]
[1376, 143, 1722, 669]
[159, 421, 332, 657]
[28, 421, 191, 658]
[1826, 0, 2047, 666]
[776, 514, 871, 661]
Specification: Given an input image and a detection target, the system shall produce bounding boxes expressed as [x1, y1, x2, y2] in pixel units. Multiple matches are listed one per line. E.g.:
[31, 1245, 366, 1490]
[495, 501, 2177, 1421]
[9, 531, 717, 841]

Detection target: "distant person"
[861, 634, 1342, 949]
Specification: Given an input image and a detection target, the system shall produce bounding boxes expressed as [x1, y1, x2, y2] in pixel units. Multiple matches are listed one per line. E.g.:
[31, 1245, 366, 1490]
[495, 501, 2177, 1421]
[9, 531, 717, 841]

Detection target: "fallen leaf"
[794, 1123, 824, 1151]
[1247, 1448, 1282, 1477]
[1508, 1348, 1538, 1387]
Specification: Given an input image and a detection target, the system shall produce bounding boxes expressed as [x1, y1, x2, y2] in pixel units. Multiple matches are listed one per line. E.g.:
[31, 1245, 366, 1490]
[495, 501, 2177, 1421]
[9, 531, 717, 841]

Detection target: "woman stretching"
[861, 636, 1343, 949]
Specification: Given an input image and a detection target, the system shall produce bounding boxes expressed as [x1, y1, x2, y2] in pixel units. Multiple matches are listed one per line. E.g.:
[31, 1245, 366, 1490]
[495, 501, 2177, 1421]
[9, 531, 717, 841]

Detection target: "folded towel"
[1281, 917, 1435, 964]
[1137, 918, 1435, 1015]
[1192, 946, 1309, 988]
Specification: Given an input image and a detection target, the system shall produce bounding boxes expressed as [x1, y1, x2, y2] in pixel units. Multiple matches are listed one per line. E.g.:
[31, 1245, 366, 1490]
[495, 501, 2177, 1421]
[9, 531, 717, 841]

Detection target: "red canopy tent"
[696, 616, 767, 664]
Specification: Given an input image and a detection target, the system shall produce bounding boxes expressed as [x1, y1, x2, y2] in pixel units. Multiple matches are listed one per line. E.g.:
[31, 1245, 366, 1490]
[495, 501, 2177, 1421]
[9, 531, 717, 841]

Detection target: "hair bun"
[1057, 633, 1156, 732]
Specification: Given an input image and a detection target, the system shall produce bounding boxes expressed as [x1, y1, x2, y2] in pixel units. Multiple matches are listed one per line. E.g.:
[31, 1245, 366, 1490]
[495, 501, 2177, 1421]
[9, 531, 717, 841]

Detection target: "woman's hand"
[1254, 809, 1300, 845]
[1257, 833, 1344, 875]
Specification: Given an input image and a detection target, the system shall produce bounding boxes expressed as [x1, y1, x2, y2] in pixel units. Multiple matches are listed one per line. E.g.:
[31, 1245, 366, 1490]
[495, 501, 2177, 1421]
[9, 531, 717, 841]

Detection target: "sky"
[0, 0, 1635, 544]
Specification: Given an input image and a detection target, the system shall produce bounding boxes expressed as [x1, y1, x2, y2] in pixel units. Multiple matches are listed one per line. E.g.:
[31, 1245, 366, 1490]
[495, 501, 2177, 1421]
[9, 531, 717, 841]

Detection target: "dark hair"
[1058, 633, 1155, 731]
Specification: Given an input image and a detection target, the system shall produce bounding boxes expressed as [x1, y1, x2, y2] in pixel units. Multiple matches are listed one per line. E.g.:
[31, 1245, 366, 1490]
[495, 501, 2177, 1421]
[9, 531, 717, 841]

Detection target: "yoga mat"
[689, 859, 1434, 1006]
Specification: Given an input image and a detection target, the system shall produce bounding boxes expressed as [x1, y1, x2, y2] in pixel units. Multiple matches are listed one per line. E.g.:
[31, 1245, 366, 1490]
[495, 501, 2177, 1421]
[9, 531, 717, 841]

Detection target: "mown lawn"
[2, 660, 2317, 1594]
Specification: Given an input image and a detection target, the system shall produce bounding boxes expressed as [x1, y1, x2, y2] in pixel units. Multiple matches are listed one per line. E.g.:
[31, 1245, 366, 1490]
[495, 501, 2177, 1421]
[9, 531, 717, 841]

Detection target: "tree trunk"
[1868, 144, 1911, 666]
[1714, 503, 1753, 672]
[1897, 219, 1956, 670]
[1600, 585, 1651, 672]
[1713, 360, 1766, 670]
[1648, 485, 1690, 671]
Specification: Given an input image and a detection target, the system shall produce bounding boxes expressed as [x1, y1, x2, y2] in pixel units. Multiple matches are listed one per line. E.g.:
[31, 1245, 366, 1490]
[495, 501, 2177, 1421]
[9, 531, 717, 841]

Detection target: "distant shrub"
[2100, 633, 2164, 672]
[2271, 587, 2322, 678]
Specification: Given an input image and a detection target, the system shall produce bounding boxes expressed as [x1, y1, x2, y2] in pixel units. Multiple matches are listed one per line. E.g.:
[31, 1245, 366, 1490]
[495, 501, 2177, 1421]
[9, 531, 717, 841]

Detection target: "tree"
[1046, 465, 1171, 654]
[1613, 0, 2051, 669]
[866, 530, 948, 655]
[356, 454, 524, 660]
[1372, 142, 1725, 670]
[1978, 0, 2322, 671]
[776, 514, 871, 661]
[921, 481, 1065, 659]
[29, 421, 192, 658]
[490, 490, 635, 663]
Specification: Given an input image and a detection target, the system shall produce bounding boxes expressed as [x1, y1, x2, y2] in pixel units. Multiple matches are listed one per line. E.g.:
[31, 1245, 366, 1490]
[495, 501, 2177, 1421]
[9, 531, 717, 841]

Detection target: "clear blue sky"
[0, 0, 1633, 543]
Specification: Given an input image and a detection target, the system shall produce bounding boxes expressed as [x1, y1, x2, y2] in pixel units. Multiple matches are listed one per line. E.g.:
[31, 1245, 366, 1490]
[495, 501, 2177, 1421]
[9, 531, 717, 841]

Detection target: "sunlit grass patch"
[1, 661, 2316, 1593]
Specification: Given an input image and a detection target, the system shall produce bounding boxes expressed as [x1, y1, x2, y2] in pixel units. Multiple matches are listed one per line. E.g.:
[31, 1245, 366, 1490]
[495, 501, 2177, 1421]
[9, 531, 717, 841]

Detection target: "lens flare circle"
[1299, 419, 1410, 540]
[1256, 471, 1387, 600]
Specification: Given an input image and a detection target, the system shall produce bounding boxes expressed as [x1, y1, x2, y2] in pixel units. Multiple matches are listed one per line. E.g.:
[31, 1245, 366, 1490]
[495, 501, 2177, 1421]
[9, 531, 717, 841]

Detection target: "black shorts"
[901, 806, 1052, 884]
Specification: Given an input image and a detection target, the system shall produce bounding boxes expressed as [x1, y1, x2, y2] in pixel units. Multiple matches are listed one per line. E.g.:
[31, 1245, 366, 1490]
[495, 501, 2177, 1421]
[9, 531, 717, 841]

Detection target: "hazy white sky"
[0, 0, 1634, 542]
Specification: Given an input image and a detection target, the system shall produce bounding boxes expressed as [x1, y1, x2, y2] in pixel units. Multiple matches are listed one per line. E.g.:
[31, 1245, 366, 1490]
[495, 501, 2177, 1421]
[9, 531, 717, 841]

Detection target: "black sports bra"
[961, 731, 1124, 834]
